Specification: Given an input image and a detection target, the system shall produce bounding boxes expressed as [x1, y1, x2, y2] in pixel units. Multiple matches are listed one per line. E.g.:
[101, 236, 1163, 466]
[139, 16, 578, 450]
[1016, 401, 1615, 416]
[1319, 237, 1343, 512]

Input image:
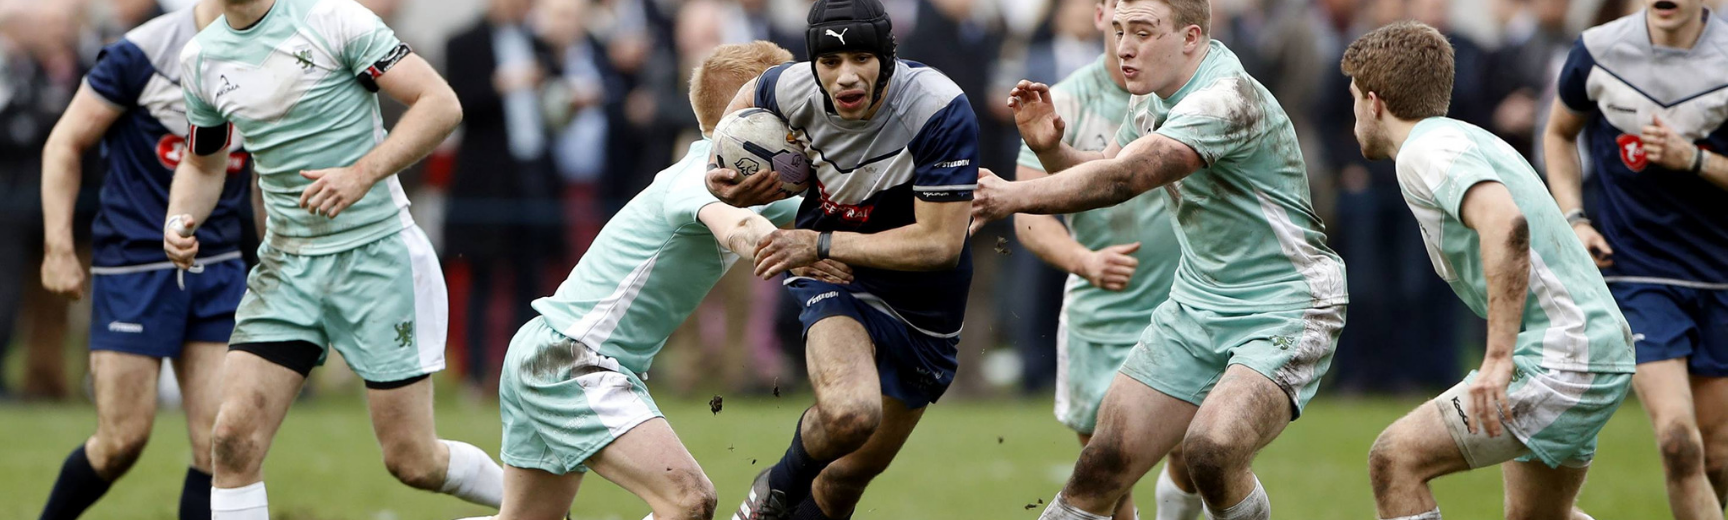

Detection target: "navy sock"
[178, 467, 211, 520]
[790, 496, 838, 520]
[39, 444, 111, 520]
[767, 411, 831, 505]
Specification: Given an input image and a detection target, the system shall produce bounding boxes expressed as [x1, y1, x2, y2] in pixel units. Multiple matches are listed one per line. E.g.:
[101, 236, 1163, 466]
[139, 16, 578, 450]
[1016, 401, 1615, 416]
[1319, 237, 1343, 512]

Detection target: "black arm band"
[188, 123, 231, 156]
[817, 231, 833, 260]
[356, 43, 413, 93]
[1692, 146, 1707, 175]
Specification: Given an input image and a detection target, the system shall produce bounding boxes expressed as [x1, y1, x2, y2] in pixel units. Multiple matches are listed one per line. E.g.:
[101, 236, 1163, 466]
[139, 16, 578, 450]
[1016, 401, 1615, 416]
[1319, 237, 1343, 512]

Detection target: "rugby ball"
[712, 108, 811, 194]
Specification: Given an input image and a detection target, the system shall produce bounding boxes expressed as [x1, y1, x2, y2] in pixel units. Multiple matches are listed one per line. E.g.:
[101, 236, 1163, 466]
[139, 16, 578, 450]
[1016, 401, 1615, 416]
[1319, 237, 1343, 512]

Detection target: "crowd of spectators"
[0, 0, 1704, 400]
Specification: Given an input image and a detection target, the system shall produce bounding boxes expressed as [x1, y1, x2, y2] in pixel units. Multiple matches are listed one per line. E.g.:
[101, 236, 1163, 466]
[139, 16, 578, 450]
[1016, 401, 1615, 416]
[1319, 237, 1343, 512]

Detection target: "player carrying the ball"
[477, 41, 852, 520]
[971, 0, 1348, 518]
[1342, 22, 1635, 520]
[162, 0, 503, 517]
[705, 1, 981, 519]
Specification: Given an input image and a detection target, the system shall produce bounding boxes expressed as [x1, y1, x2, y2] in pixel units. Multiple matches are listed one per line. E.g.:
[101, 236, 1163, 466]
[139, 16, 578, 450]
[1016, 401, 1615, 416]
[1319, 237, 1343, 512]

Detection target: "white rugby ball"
[712, 108, 811, 194]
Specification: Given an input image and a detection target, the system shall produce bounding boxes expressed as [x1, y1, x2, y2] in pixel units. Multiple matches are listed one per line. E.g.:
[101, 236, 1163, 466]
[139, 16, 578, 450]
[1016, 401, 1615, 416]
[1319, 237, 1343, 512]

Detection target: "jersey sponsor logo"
[108, 322, 144, 333]
[806, 291, 839, 307]
[155, 134, 250, 174]
[825, 28, 849, 45]
[935, 159, 970, 168]
[1616, 134, 1647, 172]
[215, 75, 239, 98]
[819, 196, 875, 223]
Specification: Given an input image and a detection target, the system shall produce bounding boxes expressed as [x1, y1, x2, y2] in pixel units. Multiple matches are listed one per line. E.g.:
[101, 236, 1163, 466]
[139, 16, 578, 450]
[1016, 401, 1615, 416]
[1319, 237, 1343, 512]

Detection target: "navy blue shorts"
[785, 278, 959, 409]
[1612, 282, 1728, 376]
[90, 255, 247, 358]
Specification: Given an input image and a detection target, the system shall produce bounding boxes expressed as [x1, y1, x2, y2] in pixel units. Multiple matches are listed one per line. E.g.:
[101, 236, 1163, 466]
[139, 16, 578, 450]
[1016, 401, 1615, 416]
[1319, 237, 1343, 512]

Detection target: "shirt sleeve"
[754, 62, 794, 119]
[85, 40, 154, 108]
[663, 165, 726, 228]
[907, 95, 981, 202]
[1555, 38, 1597, 114]
[1153, 80, 1257, 167]
[1400, 134, 1502, 219]
[178, 46, 226, 128]
[312, 0, 406, 77]
[1114, 95, 1149, 149]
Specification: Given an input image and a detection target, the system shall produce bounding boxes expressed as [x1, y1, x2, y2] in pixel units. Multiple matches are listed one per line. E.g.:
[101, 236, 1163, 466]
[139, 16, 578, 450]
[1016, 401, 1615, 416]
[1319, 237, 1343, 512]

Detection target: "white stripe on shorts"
[402, 225, 447, 373]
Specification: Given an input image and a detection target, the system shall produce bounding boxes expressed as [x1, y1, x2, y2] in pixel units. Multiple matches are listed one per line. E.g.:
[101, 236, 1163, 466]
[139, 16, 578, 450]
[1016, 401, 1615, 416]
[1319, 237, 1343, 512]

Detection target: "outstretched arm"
[975, 134, 1201, 221]
[298, 53, 462, 218]
[1011, 165, 1140, 291]
[753, 197, 971, 277]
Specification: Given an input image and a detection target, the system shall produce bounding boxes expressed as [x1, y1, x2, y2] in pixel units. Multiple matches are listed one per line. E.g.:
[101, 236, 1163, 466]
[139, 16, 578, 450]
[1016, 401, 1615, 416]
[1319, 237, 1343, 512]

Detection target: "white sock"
[1041, 493, 1113, 520]
[439, 440, 505, 508]
[1381, 508, 1442, 520]
[211, 482, 269, 520]
[1155, 465, 1204, 520]
[1202, 476, 1268, 520]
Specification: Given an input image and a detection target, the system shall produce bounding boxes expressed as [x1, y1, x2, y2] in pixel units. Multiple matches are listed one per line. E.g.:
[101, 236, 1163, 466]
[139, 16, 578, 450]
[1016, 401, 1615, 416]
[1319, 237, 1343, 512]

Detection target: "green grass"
[0, 392, 1666, 520]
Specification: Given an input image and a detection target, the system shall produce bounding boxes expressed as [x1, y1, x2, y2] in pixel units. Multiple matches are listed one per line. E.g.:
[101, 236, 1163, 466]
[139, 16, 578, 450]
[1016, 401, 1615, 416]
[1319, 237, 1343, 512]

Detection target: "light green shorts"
[1436, 358, 1632, 469]
[1054, 315, 1136, 434]
[1120, 300, 1346, 418]
[499, 316, 662, 475]
[230, 225, 446, 382]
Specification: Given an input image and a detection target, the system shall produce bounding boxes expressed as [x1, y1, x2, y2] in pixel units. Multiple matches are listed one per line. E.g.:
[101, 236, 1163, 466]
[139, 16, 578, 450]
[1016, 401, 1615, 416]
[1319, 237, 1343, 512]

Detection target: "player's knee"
[1068, 437, 1131, 499]
[1658, 422, 1706, 480]
[1366, 432, 1410, 496]
[98, 428, 151, 475]
[211, 421, 260, 474]
[383, 450, 445, 490]
[673, 477, 718, 520]
[1180, 431, 1249, 488]
[817, 404, 880, 450]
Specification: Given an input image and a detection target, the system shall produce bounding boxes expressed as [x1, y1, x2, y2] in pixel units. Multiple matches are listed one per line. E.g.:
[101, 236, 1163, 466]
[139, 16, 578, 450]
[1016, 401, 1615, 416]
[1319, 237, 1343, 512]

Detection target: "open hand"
[1007, 80, 1066, 154]
[706, 166, 789, 207]
[753, 229, 819, 279]
[1467, 354, 1515, 437]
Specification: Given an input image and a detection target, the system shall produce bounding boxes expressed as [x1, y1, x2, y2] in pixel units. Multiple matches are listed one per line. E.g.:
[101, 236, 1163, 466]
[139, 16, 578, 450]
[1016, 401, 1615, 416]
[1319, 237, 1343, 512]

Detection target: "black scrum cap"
[805, 0, 896, 105]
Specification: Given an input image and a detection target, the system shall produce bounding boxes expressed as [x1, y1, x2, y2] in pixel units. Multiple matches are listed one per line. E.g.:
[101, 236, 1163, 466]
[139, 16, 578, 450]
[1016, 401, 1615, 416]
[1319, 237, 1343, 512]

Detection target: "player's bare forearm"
[1016, 135, 1197, 215]
[723, 77, 758, 119]
[830, 200, 969, 271]
[167, 150, 232, 226]
[360, 54, 462, 184]
[1011, 166, 1087, 273]
[1033, 141, 1108, 175]
[1698, 150, 1728, 191]
[1462, 183, 1529, 362]
[699, 203, 779, 262]
[1541, 99, 1588, 212]
[42, 86, 122, 253]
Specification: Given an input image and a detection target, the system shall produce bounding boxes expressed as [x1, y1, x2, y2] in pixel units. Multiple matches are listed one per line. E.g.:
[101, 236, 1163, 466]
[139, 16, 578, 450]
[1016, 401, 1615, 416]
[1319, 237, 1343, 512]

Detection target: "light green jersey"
[1017, 56, 1177, 344]
[530, 140, 801, 375]
[180, 0, 410, 255]
[1396, 118, 1635, 374]
[1115, 40, 1346, 312]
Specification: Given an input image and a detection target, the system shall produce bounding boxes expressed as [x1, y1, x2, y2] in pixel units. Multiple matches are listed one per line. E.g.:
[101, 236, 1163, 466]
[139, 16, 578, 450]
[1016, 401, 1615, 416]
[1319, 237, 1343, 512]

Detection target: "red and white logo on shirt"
[1617, 134, 1647, 172]
[156, 134, 249, 174]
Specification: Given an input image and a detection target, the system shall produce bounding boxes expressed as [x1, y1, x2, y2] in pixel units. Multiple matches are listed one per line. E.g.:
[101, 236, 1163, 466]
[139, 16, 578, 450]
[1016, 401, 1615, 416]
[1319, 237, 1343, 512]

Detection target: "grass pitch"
[0, 389, 1667, 519]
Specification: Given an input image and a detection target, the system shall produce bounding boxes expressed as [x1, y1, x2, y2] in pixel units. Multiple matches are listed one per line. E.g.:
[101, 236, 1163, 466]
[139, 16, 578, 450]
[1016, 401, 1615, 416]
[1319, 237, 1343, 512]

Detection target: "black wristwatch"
[817, 231, 833, 260]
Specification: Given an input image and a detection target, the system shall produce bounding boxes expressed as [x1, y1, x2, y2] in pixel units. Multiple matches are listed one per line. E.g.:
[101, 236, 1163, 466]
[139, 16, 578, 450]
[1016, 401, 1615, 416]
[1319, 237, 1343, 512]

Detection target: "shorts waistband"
[91, 251, 244, 275]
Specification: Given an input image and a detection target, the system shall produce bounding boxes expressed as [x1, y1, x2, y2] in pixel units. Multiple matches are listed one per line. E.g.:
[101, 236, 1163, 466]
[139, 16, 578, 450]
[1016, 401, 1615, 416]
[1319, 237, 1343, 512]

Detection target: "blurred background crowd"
[1, 0, 1709, 403]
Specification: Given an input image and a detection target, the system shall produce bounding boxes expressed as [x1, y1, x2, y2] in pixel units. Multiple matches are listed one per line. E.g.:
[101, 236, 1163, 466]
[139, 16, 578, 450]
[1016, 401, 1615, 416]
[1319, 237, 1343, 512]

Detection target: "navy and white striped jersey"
[84, 7, 250, 268]
[1557, 9, 1728, 288]
[755, 59, 978, 338]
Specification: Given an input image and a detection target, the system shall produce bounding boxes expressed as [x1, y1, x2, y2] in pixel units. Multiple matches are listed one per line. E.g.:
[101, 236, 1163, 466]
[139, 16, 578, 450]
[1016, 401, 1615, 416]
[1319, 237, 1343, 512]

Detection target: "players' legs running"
[801, 396, 924, 519]
[1154, 446, 1201, 520]
[586, 418, 718, 519]
[1501, 460, 1590, 520]
[1635, 359, 1726, 520]
[1181, 365, 1291, 520]
[1042, 373, 1196, 520]
[39, 351, 160, 520]
[174, 341, 226, 520]
[1073, 432, 1149, 520]
[1366, 397, 1473, 519]
[494, 466, 583, 520]
[1693, 374, 1728, 505]
[209, 349, 308, 520]
[366, 375, 504, 507]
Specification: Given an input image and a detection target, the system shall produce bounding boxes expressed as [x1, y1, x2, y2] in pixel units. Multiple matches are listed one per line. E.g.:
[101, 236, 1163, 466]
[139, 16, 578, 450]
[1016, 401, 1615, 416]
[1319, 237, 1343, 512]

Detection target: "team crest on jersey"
[394, 321, 414, 348]
[1617, 134, 1647, 172]
[293, 47, 316, 71]
[155, 134, 249, 174]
